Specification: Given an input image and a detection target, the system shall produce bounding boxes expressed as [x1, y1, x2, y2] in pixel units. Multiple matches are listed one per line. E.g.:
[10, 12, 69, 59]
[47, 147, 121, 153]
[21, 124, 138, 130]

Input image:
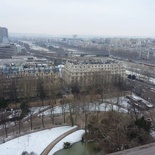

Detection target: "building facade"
[0, 27, 8, 43]
[0, 44, 17, 58]
[62, 59, 125, 86]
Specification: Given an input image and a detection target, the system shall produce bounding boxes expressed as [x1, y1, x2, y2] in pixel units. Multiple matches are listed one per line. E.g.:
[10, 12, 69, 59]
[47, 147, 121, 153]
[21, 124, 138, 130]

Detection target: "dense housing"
[62, 59, 125, 85]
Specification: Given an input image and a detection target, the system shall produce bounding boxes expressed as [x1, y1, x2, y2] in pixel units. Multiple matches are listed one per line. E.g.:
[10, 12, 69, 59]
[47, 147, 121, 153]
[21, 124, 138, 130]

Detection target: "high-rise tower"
[0, 27, 9, 43]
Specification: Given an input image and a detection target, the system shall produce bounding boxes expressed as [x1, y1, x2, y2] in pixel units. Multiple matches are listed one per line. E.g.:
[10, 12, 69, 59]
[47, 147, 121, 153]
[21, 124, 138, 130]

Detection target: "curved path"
[41, 126, 79, 155]
[0, 106, 52, 144]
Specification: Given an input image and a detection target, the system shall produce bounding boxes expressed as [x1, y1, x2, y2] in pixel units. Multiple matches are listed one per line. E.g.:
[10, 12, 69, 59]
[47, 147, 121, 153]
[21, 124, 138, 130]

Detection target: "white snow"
[0, 126, 76, 155]
[0, 107, 50, 131]
[30, 106, 49, 114]
[31, 45, 49, 52]
[42, 100, 128, 117]
[131, 94, 153, 108]
[102, 97, 129, 107]
[43, 105, 65, 116]
[149, 78, 155, 85]
[151, 131, 155, 139]
[23, 106, 50, 120]
[126, 70, 155, 85]
[49, 130, 85, 155]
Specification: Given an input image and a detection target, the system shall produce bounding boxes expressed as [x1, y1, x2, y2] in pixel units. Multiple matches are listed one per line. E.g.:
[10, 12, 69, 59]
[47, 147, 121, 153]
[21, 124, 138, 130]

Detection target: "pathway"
[41, 126, 79, 155]
[0, 106, 52, 143]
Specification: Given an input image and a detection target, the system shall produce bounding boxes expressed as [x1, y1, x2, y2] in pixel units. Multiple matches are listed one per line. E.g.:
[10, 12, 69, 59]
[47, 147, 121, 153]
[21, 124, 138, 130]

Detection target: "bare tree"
[86, 111, 151, 153]
[8, 77, 19, 107]
[60, 99, 67, 124]
[37, 78, 46, 107]
[48, 74, 61, 124]
[62, 98, 76, 127]
[76, 94, 94, 133]
[1, 113, 9, 138]
[36, 78, 47, 128]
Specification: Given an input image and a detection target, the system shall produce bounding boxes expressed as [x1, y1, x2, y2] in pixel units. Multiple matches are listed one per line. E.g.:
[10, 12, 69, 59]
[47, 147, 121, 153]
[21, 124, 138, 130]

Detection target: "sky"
[0, 0, 155, 37]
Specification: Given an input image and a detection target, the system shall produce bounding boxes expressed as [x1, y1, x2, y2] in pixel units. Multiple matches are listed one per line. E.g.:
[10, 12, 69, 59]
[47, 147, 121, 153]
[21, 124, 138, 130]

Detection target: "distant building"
[0, 44, 17, 58]
[0, 55, 55, 78]
[62, 59, 125, 86]
[0, 27, 9, 43]
[73, 34, 78, 40]
[139, 49, 155, 60]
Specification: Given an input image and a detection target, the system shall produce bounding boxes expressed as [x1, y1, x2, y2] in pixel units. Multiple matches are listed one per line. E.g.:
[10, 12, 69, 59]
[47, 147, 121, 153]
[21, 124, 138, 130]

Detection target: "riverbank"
[50, 130, 85, 155]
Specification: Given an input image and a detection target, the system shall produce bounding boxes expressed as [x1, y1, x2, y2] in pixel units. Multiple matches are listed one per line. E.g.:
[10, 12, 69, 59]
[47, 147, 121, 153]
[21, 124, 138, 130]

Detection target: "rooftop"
[67, 59, 118, 65]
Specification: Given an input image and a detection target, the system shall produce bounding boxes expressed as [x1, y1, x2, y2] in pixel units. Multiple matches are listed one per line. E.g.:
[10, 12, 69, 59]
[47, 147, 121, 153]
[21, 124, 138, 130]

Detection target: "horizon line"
[9, 32, 155, 39]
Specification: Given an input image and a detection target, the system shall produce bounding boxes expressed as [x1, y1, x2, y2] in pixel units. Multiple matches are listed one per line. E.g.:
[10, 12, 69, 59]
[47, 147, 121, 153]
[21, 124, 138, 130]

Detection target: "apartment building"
[0, 69, 58, 100]
[0, 44, 17, 58]
[62, 59, 125, 86]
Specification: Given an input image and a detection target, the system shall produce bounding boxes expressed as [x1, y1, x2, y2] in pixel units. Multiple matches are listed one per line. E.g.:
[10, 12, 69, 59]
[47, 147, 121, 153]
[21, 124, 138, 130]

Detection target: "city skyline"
[0, 0, 155, 37]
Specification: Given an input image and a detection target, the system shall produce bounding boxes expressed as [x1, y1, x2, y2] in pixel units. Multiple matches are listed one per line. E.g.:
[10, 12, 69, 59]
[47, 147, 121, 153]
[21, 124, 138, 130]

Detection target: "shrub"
[63, 142, 71, 149]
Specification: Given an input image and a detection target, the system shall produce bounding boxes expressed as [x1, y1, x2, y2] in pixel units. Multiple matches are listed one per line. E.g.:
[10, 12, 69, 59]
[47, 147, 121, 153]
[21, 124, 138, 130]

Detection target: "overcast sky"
[0, 0, 155, 37]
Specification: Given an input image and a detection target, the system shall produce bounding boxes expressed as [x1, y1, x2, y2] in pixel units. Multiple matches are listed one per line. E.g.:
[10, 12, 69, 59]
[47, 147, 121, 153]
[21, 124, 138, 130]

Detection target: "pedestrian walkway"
[41, 126, 79, 155]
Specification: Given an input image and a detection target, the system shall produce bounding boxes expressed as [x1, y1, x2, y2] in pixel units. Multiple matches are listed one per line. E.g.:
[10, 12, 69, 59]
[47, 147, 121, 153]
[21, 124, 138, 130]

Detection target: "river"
[54, 141, 105, 155]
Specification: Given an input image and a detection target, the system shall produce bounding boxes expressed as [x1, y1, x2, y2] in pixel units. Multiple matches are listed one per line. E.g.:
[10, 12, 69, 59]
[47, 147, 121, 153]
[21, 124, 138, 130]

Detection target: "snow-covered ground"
[23, 106, 50, 121]
[0, 94, 153, 155]
[0, 126, 76, 155]
[42, 94, 153, 117]
[31, 45, 49, 52]
[49, 130, 85, 155]
[126, 70, 155, 85]
[40, 97, 128, 116]
[0, 106, 49, 130]
[40, 105, 66, 116]
[102, 97, 129, 107]
[30, 106, 49, 114]
[130, 94, 153, 108]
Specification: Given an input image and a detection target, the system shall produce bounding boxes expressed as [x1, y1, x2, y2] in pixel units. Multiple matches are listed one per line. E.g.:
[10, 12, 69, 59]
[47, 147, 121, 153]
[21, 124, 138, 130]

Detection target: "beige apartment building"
[62, 59, 125, 86]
